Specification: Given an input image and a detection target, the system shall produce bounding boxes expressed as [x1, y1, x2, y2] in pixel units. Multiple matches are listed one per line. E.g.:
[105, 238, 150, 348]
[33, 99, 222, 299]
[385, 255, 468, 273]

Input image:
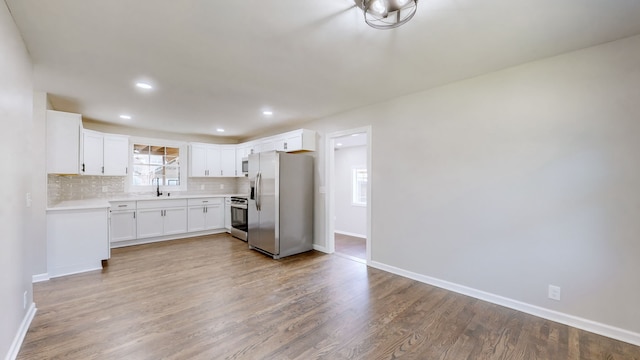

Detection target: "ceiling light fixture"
[119, 115, 132, 120]
[263, 110, 273, 116]
[357, 0, 418, 30]
[216, 128, 225, 133]
[135, 82, 153, 90]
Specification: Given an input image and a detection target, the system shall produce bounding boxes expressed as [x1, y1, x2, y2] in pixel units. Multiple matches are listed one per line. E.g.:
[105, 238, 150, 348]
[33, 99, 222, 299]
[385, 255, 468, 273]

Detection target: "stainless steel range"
[230, 196, 248, 241]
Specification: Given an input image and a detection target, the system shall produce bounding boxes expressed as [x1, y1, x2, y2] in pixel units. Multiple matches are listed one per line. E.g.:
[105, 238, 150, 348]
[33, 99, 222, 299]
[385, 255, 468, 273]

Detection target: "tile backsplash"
[48, 175, 249, 206]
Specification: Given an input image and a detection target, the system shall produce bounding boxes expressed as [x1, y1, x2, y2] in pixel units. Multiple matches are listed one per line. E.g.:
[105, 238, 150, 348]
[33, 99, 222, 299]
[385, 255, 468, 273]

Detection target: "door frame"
[325, 126, 372, 264]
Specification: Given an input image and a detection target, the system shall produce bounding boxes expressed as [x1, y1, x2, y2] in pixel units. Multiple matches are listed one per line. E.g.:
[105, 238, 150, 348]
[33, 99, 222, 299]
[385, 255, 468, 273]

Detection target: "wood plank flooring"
[335, 233, 366, 260]
[18, 234, 640, 359]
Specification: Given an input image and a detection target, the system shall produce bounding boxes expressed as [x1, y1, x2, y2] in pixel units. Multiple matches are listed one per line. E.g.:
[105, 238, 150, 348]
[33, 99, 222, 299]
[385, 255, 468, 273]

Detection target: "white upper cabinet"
[276, 129, 315, 152]
[189, 143, 221, 177]
[81, 130, 104, 175]
[220, 145, 236, 177]
[81, 130, 129, 176]
[103, 134, 129, 176]
[188, 129, 315, 177]
[46, 110, 82, 174]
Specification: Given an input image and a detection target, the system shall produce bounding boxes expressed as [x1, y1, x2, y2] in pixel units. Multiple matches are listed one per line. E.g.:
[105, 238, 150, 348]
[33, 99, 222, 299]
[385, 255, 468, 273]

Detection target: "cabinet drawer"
[110, 201, 137, 210]
[137, 199, 188, 209]
[187, 197, 223, 206]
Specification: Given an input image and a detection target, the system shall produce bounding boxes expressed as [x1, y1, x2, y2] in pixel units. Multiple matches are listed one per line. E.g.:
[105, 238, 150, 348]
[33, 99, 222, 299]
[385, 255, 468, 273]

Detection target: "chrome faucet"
[156, 178, 163, 197]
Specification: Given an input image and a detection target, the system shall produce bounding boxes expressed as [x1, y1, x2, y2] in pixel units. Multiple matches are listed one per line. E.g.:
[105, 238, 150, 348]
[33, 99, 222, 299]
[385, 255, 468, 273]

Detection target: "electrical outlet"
[548, 285, 561, 301]
[26, 193, 32, 208]
[200, 184, 205, 190]
[220, 184, 224, 189]
[102, 186, 108, 192]
[23, 291, 27, 309]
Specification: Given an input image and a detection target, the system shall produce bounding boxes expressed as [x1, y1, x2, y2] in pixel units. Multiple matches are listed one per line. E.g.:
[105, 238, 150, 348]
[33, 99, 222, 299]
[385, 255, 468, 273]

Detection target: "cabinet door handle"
[125, 167, 128, 174]
[102, 166, 104, 174]
[133, 212, 136, 219]
[82, 163, 85, 172]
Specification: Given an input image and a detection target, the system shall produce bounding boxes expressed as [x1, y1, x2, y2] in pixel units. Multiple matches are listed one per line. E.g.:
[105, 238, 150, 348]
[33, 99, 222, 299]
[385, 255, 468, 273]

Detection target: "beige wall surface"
[301, 34, 640, 336]
[0, 2, 35, 357]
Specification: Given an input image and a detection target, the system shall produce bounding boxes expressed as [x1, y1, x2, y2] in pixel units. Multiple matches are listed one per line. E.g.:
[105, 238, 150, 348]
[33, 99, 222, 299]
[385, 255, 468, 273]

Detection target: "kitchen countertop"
[47, 199, 111, 211]
[47, 193, 249, 211]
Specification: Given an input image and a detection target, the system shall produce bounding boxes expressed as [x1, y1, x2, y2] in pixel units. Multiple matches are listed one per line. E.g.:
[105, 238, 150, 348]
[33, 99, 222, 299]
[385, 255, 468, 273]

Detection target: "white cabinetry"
[187, 198, 224, 232]
[104, 135, 130, 175]
[46, 110, 81, 174]
[189, 143, 221, 177]
[137, 199, 187, 238]
[109, 201, 137, 243]
[274, 129, 316, 152]
[81, 130, 129, 176]
[190, 143, 237, 177]
[220, 145, 237, 177]
[47, 206, 110, 278]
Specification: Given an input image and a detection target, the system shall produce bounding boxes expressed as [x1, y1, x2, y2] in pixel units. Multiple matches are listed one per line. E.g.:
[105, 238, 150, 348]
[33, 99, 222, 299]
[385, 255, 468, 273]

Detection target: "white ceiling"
[7, 0, 640, 139]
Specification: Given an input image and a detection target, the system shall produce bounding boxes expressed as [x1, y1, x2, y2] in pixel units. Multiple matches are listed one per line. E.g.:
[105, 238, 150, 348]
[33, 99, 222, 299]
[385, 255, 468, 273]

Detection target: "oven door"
[230, 204, 248, 240]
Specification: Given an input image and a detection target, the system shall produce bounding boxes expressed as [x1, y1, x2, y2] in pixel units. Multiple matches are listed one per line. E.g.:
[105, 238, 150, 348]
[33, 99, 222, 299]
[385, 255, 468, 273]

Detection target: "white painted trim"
[5, 303, 36, 360]
[49, 262, 103, 279]
[32, 273, 49, 283]
[369, 260, 640, 347]
[325, 126, 372, 263]
[313, 244, 330, 253]
[334, 230, 367, 239]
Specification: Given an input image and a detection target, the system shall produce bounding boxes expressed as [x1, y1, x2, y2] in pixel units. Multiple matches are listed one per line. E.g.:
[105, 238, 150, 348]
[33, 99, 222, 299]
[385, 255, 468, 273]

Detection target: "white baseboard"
[313, 244, 329, 253]
[5, 303, 36, 360]
[334, 230, 366, 239]
[369, 260, 640, 347]
[32, 273, 49, 283]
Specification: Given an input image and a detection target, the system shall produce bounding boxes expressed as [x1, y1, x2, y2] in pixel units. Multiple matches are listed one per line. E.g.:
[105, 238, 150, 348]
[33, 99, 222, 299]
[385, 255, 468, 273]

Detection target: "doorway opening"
[326, 127, 371, 264]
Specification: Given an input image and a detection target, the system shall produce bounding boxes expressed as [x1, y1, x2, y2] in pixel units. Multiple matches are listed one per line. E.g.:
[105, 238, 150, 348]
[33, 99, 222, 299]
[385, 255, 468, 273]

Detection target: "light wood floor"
[335, 233, 366, 260]
[19, 234, 640, 359]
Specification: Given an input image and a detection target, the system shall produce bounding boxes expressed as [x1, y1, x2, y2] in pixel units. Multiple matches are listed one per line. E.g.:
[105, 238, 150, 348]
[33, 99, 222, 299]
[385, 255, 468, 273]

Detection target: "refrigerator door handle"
[255, 171, 261, 211]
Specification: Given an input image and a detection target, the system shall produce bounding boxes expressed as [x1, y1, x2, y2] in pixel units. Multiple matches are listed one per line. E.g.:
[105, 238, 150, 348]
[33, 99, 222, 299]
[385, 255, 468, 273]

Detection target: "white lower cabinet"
[136, 199, 188, 239]
[109, 197, 227, 247]
[188, 198, 224, 232]
[110, 201, 137, 243]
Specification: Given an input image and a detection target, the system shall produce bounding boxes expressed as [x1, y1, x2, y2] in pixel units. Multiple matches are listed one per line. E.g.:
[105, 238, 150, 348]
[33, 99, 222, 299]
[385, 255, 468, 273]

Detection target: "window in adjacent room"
[352, 167, 368, 206]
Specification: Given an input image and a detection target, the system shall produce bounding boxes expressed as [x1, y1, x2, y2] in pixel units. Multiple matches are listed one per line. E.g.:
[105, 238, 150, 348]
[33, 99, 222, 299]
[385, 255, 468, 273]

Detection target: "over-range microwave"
[241, 157, 249, 176]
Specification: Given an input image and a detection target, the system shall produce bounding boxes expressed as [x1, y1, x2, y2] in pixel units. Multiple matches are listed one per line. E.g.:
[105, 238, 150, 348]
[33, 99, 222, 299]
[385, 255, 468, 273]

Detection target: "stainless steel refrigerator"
[248, 151, 314, 259]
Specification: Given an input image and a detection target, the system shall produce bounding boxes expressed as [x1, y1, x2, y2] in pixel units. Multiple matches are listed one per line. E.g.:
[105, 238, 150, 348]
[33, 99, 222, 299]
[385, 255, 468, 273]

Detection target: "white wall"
[30, 93, 49, 277]
[0, 2, 35, 358]
[300, 34, 640, 340]
[334, 145, 367, 237]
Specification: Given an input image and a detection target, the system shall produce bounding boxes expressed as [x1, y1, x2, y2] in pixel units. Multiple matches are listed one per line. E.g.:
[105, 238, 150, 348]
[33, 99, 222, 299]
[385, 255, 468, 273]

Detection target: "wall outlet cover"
[548, 285, 561, 301]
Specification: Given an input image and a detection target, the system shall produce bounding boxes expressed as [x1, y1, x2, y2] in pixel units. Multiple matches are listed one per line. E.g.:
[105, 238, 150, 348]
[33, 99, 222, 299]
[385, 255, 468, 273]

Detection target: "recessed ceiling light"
[262, 110, 273, 116]
[119, 115, 132, 120]
[336, 143, 343, 147]
[135, 82, 153, 90]
[216, 128, 225, 133]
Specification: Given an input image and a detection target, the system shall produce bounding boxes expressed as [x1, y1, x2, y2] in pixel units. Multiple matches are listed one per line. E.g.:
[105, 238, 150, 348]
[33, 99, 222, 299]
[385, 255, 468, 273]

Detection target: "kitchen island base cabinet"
[47, 207, 109, 278]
